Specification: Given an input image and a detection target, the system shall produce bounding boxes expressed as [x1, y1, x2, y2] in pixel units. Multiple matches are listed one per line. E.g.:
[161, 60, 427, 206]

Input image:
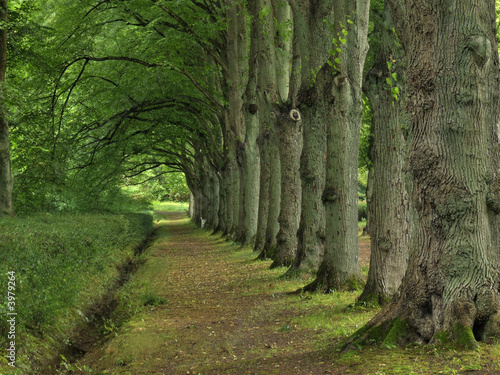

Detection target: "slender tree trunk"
[216, 172, 226, 232]
[362, 167, 373, 236]
[189, 192, 195, 218]
[254, 133, 270, 252]
[207, 166, 220, 230]
[304, 0, 370, 292]
[0, 0, 12, 217]
[348, 0, 500, 348]
[358, 5, 411, 305]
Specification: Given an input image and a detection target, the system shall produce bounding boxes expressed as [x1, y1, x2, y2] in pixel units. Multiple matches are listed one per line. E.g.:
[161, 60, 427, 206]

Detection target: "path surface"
[74, 212, 357, 374]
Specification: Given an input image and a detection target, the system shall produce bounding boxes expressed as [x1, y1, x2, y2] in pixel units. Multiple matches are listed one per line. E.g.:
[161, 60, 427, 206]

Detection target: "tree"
[302, 0, 370, 292]
[358, 1, 412, 305]
[0, 0, 12, 216]
[349, 0, 500, 347]
[282, 0, 332, 277]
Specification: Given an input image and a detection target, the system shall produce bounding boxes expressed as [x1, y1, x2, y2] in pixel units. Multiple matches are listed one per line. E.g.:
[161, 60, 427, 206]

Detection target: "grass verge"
[0, 212, 153, 374]
[153, 201, 189, 213]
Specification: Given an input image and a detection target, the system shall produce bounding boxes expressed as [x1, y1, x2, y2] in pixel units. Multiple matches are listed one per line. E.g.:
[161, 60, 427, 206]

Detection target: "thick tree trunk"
[358, 5, 411, 305]
[270, 107, 302, 268]
[349, 0, 500, 348]
[0, 0, 12, 217]
[284, 1, 332, 277]
[223, 0, 246, 238]
[259, 126, 281, 259]
[304, 0, 370, 292]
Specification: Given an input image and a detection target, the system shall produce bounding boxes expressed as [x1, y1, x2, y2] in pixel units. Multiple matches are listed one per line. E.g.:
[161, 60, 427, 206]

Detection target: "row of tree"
[0, 0, 499, 347]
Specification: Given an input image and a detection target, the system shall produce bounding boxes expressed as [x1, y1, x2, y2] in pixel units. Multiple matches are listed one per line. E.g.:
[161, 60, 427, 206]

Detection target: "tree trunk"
[223, 0, 246, 238]
[270, 106, 302, 268]
[349, 0, 500, 348]
[362, 167, 373, 236]
[254, 133, 270, 252]
[358, 4, 411, 305]
[0, 0, 12, 217]
[189, 192, 195, 218]
[259, 126, 281, 259]
[304, 0, 370, 292]
[284, 1, 333, 277]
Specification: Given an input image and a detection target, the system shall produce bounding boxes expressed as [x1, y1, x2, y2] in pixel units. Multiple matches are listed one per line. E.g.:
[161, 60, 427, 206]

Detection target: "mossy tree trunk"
[348, 0, 500, 348]
[304, 0, 370, 292]
[257, 0, 289, 259]
[259, 126, 281, 259]
[0, 0, 12, 217]
[271, 106, 302, 268]
[223, 0, 246, 238]
[267, 0, 302, 269]
[358, 4, 411, 305]
[283, 0, 332, 277]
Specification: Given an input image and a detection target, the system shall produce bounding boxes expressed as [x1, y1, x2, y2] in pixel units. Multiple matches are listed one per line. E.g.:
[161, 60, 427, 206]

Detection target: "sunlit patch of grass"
[153, 200, 189, 212]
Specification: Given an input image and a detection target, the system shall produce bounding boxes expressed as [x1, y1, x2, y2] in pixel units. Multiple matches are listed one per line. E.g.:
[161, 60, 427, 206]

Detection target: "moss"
[382, 318, 407, 348]
[454, 323, 479, 350]
[434, 330, 451, 344]
[344, 275, 366, 292]
[356, 291, 390, 308]
[340, 321, 393, 350]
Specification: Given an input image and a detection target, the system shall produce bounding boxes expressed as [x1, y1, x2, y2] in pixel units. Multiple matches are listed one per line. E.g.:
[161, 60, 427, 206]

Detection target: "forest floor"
[61, 212, 500, 375]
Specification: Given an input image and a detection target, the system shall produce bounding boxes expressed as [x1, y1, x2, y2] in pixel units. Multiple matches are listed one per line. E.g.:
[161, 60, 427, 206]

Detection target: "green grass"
[0, 212, 153, 374]
[153, 200, 189, 212]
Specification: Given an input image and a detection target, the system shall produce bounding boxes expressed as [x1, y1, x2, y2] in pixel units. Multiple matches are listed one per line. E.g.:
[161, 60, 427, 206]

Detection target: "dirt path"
[72, 212, 368, 374]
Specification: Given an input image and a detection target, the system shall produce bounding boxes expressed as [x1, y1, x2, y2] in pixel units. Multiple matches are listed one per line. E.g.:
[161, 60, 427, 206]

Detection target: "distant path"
[74, 212, 345, 374]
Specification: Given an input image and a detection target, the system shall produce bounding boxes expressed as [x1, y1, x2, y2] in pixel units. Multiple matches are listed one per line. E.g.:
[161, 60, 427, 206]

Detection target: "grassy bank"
[0, 212, 153, 374]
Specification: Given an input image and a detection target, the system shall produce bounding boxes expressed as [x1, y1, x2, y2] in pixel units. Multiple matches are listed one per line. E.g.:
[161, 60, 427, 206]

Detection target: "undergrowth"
[0, 212, 153, 374]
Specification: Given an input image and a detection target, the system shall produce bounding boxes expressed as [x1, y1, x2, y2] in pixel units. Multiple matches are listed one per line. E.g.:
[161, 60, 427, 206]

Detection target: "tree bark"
[284, 0, 332, 277]
[348, 0, 500, 348]
[254, 133, 270, 252]
[304, 0, 370, 292]
[222, 0, 245, 238]
[0, 0, 12, 217]
[270, 106, 302, 268]
[259, 125, 281, 259]
[358, 4, 411, 305]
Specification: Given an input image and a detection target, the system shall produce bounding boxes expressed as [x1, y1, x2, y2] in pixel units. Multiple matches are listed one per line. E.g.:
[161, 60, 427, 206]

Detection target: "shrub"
[358, 202, 368, 222]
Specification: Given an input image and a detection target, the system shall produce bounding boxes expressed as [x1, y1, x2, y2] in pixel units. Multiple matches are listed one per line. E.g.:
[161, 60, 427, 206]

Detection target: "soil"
[66, 212, 373, 375]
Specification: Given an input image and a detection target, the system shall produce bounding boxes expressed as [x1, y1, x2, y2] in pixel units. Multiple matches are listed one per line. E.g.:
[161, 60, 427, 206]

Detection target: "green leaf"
[335, 57, 341, 65]
[386, 77, 392, 86]
[336, 47, 342, 53]
[347, 19, 354, 24]
[339, 37, 346, 44]
[259, 6, 271, 20]
[342, 29, 348, 35]
[392, 72, 398, 81]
